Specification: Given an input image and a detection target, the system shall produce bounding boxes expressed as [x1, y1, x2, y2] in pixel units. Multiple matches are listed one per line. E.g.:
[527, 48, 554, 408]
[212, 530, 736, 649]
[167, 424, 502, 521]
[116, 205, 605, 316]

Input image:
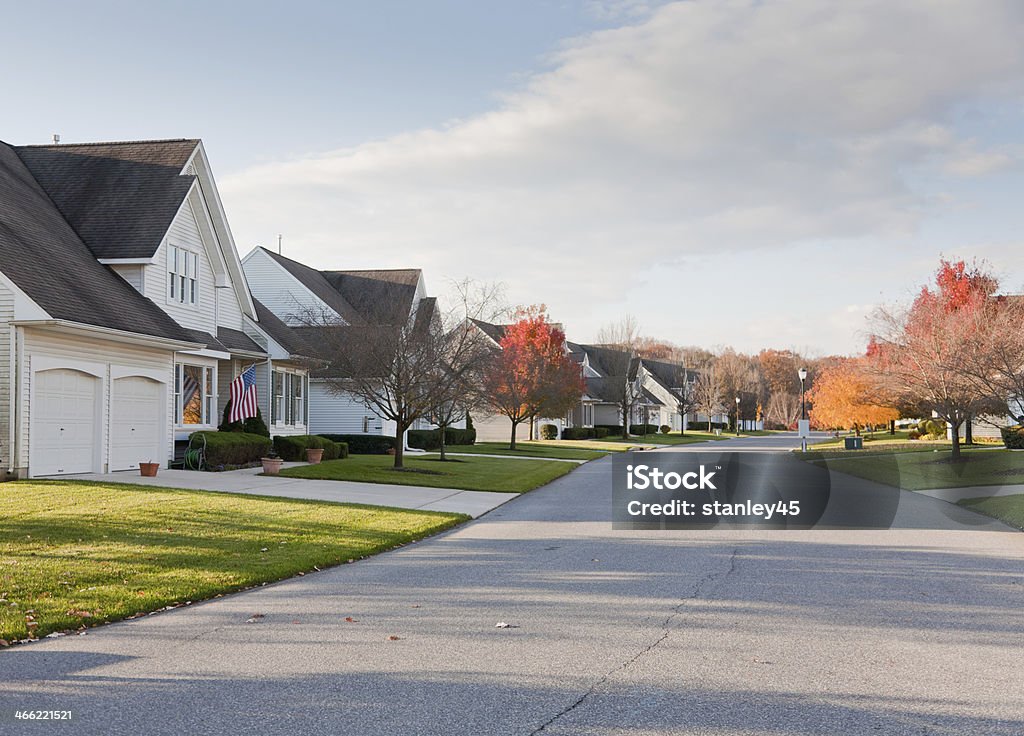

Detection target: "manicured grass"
[958, 494, 1024, 530]
[521, 440, 634, 453]
[811, 429, 950, 451]
[431, 442, 608, 460]
[598, 430, 736, 446]
[279, 453, 576, 493]
[0, 481, 466, 642]
[808, 447, 1024, 490]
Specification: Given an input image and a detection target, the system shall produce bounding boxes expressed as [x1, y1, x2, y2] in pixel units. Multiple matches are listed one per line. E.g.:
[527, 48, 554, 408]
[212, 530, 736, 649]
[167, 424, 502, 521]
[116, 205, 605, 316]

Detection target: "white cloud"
[219, 0, 1024, 351]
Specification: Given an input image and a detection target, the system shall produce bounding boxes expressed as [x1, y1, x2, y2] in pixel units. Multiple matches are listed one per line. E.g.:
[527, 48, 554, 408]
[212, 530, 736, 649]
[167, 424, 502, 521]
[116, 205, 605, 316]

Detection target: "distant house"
[242, 247, 449, 440]
[0, 138, 311, 477]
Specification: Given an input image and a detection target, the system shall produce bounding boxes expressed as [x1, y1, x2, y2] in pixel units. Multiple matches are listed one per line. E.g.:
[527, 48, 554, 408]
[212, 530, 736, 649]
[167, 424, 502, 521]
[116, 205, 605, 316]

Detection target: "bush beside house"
[1000, 426, 1024, 449]
[407, 428, 477, 450]
[273, 435, 349, 461]
[319, 434, 397, 455]
[218, 402, 270, 437]
[191, 431, 272, 469]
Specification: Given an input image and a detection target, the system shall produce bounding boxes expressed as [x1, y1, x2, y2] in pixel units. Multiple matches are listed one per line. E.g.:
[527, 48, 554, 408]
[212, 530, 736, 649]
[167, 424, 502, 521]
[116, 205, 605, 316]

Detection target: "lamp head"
[798, 367, 808, 381]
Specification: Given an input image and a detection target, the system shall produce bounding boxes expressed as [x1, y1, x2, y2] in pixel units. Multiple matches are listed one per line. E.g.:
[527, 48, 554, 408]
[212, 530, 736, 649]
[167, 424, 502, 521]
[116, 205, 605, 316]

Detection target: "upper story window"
[168, 245, 199, 305]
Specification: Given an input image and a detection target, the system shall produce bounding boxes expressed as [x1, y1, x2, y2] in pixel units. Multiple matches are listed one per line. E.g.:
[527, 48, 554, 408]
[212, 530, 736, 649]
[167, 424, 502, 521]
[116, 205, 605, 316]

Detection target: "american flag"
[229, 365, 258, 423]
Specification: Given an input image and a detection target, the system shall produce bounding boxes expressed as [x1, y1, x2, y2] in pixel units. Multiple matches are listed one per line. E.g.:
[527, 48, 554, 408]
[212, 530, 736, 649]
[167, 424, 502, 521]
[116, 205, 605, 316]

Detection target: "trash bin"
[844, 437, 863, 450]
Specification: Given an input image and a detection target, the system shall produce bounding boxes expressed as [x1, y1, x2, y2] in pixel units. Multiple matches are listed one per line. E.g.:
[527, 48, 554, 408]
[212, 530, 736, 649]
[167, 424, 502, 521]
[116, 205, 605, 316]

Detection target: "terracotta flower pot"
[305, 448, 324, 464]
[262, 457, 284, 475]
[139, 462, 160, 478]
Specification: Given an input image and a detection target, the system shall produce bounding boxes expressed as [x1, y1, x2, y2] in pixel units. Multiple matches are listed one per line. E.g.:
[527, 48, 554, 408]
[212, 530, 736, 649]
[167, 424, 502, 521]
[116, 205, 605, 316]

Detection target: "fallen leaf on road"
[245, 614, 265, 624]
[388, 635, 401, 641]
[344, 617, 358, 623]
[0, 639, 9, 647]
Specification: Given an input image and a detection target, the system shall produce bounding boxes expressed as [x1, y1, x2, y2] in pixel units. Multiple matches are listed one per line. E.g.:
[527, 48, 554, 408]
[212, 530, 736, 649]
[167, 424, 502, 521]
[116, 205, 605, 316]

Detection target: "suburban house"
[241, 247, 449, 440]
[0, 138, 311, 478]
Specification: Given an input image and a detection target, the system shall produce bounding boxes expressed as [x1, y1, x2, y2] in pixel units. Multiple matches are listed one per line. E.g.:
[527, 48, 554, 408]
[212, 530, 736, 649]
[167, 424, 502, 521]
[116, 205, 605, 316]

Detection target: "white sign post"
[798, 419, 810, 438]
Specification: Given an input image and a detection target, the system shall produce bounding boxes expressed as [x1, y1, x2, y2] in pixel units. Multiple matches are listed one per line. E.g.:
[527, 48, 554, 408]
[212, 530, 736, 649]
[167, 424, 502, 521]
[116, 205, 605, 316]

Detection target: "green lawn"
[431, 442, 608, 460]
[958, 494, 1024, 530]
[520, 439, 634, 453]
[0, 481, 466, 642]
[808, 447, 1024, 490]
[279, 453, 576, 492]
[811, 429, 951, 452]
[597, 430, 751, 446]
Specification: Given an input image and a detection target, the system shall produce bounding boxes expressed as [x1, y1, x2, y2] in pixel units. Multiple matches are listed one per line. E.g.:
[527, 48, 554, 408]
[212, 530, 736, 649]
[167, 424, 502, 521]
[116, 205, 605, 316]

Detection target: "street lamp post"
[735, 395, 741, 437]
[798, 367, 808, 452]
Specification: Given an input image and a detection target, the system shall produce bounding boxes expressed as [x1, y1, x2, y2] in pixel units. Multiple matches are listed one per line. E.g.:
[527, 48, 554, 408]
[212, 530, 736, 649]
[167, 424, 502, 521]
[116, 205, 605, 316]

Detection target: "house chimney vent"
[52, 134, 61, 144]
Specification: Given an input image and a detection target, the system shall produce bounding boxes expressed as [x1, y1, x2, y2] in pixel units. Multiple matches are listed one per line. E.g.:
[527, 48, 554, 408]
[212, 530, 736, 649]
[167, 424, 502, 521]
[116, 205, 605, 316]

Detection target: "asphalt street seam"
[527, 546, 741, 734]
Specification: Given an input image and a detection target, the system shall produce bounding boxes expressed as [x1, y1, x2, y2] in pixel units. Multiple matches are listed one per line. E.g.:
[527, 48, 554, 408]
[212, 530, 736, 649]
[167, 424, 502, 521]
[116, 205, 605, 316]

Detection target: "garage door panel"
[32, 368, 98, 477]
[111, 376, 164, 471]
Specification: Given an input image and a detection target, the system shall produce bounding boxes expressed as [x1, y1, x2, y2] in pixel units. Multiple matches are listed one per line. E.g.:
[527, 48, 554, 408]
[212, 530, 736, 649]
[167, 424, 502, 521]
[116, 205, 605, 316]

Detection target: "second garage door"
[110, 376, 165, 471]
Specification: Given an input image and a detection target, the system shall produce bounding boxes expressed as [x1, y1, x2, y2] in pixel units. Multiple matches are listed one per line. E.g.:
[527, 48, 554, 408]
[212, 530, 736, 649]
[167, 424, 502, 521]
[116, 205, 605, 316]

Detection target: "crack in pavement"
[528, 546, 741, 735]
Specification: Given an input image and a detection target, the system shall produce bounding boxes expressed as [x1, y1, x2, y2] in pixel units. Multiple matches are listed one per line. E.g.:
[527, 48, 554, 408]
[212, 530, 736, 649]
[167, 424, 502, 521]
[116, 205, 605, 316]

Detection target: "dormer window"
[168, 245, 198, 305]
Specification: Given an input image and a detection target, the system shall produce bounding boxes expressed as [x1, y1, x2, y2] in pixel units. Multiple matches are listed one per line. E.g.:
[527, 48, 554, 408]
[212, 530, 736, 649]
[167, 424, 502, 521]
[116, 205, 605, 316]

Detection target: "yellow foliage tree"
[808, 359, 899, 433]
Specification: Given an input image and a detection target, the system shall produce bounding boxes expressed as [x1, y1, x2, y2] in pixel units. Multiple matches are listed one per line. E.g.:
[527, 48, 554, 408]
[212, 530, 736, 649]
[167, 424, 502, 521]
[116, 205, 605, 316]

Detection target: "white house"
[0, 138, 310, 478]
[241, 247, 445, 439]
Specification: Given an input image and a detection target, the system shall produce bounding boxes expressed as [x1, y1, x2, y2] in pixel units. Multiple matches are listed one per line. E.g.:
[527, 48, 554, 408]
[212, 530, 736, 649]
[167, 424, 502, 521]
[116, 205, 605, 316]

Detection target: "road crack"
[529, 546, 740, 735]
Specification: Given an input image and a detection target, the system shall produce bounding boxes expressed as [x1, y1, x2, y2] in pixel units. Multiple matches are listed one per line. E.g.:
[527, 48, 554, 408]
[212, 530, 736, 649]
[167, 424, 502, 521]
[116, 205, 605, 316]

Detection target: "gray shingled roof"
[470, 319, 507, 345]
[260, 248, 421, 327]
[217, 327, 266, 355]
[252, 298, 319, 357]
[14, 139, 199, 260]
[0, 141, 199, 343]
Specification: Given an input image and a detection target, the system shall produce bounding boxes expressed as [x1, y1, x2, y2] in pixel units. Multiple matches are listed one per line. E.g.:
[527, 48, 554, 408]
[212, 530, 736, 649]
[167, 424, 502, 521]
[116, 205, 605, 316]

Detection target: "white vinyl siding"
[242, 248, 340, 326]
[308, 381, 382, 435]
[16, 327, 175, 475]
[109, 264, 145, 294]
[143, 200, 217, 332]
[218, 285, 246, 331]
[0, 283, 13, 465]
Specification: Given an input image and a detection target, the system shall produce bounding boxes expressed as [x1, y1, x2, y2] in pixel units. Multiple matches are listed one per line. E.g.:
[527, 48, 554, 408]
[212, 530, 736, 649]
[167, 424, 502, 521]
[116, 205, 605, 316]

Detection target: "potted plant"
[261, 450, 283, 475]
[139, 460, 160, 478]
[305, 447, 324, 464]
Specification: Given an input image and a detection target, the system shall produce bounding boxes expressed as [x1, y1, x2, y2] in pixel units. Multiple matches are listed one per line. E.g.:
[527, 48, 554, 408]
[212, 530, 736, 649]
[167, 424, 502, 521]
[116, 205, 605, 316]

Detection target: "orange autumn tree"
[808, 359, 899, 435]
[480, 307, 585, 450]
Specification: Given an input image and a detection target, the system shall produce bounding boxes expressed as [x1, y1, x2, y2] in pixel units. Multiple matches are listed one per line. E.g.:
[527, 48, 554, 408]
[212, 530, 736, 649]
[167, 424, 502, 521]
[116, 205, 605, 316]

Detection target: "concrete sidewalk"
[915, 483, 1024, 504]
[67, 465, 517, 518]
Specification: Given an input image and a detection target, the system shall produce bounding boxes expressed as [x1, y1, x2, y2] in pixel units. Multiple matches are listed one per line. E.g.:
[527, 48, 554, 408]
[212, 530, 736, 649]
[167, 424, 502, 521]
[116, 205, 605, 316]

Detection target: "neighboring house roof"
[252, 298, 318, 357]
[641, 358, 695, 388]
[584, 377, 625, 403]
[639, 388, 665, 406]
[0, 141, 198, 344]
[575, 344, 639, 380]
[257, 248, 365, 325]
[14, 139, 199, 260]
[470, 318, 507, 345]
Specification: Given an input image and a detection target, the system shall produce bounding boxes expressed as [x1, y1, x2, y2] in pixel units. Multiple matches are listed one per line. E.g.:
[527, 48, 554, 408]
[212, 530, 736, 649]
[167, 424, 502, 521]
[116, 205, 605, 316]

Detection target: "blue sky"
[5, 1, 1024, 356]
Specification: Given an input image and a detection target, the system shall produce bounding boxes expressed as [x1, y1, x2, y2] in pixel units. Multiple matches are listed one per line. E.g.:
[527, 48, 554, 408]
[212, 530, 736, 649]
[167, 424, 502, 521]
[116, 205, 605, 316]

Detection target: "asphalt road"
[2, 434, 1023, 735]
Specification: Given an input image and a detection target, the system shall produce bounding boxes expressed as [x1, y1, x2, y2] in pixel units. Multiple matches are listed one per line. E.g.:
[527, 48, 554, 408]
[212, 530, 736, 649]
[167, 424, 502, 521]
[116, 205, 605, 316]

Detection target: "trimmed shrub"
[272, 435, 348, 461]
[407, 427, 478, 451]
[319, 434, 396, 454]
[1000, 425, 1024, 449]
[193, 431, 272, 469]
[907, 430, 922, 440]
[562, 427, 594, 440]
[219, 402, 270, 437]
[629, 423, 659, 435]
[540, 423, 558, 440]
[593, 427, 610, 439]
[660, 425, 671, 434]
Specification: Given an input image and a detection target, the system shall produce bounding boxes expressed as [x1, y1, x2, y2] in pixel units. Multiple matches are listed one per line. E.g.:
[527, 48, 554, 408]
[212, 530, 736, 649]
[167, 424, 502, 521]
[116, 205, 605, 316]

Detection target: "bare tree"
[595, 316, 642, 438]
[693, 359, 725, 432]
[766, 392, 802, 429]
[961, 294, 1024, 425]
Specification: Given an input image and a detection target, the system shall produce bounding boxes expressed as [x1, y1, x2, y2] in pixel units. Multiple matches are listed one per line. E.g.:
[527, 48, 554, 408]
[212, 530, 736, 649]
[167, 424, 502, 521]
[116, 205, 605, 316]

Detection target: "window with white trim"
[174, 363, 215, 425]
[271, 370, 306, 426]
[168, 245, 199, 305]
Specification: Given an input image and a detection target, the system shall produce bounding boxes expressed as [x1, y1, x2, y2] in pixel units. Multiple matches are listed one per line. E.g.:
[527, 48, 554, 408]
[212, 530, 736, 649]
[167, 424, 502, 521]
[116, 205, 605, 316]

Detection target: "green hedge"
[318, 434, 396, 455]
[272, 435, 349, 461]
[407, 427, 477, 450]
[191, 431, 271, 469]
[629, 423, 660, 435]
[218, 402, 270, 437]
[539, 423, 559, 440]
[1001, 425, 1024, 449]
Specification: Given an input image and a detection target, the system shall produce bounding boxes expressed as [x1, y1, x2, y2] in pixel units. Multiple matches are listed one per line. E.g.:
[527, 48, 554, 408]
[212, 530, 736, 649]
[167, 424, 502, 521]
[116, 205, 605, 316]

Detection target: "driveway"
[3, 451, 1023, 735]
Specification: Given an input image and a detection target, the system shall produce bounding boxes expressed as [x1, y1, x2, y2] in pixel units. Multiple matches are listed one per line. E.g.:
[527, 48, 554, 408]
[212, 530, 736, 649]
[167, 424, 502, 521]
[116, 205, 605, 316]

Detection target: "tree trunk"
[707, 417, 712, 433]
[965, 415, 973, 445]
[890, 419, 896, 435]
[622, 404, 629, 439]
[950, 420, 962, 461]
[393, 428, 407, 469]
[509, 419, 519, 450]
[530, 416, 536, 441]
[439, 424, 447, 461]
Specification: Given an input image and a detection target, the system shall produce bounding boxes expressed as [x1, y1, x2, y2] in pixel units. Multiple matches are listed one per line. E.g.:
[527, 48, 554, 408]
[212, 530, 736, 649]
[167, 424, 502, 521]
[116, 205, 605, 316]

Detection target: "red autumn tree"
[480, 307, 585, 450]
[867, 259, 998, 460]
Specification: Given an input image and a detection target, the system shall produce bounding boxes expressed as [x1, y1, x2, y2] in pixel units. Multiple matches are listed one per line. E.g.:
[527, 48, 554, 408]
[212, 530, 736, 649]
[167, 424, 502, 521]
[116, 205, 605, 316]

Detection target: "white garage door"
[111, 376, 165, 471]
[32, 368, 99, 476]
